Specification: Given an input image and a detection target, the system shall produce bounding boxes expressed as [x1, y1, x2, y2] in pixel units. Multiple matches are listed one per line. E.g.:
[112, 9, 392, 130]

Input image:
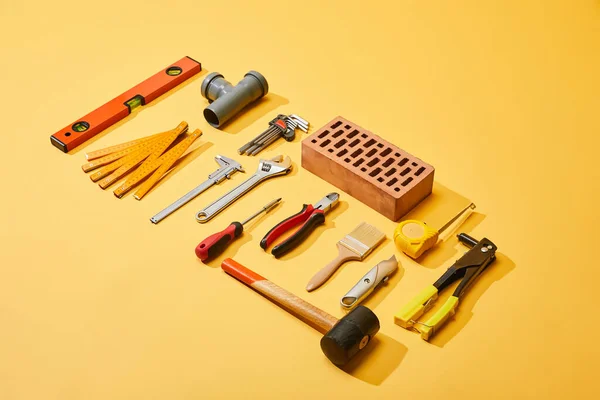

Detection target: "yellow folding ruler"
[81, 121, 203, 199]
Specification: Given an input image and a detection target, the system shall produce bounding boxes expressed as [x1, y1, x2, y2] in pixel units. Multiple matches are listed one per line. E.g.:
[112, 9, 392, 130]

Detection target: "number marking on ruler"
[96, 122, 187, 188]
[82, 131, 171, 172]
[84, 131, 168, 161]
[113, 129, 202, 199]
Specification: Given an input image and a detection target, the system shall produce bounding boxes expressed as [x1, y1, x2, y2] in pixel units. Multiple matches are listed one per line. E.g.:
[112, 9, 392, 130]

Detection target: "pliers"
[260, 192, 340, 258]
[394, 233, 497, 341]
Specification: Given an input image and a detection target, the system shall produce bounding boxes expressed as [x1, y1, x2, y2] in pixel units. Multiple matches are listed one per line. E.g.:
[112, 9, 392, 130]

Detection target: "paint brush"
[306, 222, 386, 292]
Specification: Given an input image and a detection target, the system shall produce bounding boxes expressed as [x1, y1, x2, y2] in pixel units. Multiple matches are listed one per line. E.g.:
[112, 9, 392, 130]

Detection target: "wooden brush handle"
[306, 243, 362, 292]
[221, 258, 339, 334]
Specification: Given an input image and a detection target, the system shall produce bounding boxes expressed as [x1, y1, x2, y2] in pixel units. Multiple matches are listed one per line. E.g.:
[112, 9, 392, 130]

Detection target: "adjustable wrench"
[195, 155, 293, 223]
[150, 155, 244, 224]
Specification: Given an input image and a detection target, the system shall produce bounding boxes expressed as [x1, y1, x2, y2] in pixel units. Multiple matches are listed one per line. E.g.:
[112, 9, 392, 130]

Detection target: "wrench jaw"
[259, 155, 293, 177]
[195, 155, 293, 224]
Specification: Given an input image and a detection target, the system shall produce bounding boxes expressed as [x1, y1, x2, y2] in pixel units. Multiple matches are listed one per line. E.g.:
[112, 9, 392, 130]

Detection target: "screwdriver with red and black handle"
[195, 198, 281, 262]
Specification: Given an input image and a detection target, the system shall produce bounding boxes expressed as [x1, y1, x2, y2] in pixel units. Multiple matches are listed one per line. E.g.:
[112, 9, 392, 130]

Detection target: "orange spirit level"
[50, 56, 202, 153]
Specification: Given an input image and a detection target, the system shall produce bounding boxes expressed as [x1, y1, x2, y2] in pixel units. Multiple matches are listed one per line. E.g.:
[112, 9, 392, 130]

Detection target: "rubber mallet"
[221, 258, 380, 366]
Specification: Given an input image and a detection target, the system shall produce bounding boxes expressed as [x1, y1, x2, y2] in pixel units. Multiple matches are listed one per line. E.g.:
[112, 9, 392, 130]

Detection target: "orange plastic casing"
[50, 56, 201, 153]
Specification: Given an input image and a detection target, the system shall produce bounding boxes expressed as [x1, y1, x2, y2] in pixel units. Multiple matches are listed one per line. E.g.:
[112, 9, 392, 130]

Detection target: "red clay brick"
[301, 116, 434, 221]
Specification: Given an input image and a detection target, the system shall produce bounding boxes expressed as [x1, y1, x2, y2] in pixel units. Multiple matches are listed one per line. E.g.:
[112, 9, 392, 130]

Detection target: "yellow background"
[0, 1, 598, 399]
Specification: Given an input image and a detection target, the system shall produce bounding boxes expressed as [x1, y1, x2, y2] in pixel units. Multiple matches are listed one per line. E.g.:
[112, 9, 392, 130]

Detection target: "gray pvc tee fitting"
[201, 71, 269, 128]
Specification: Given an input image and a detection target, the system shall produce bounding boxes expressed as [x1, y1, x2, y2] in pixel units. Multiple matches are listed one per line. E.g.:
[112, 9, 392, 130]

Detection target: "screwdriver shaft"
[241, 198, 282, 225]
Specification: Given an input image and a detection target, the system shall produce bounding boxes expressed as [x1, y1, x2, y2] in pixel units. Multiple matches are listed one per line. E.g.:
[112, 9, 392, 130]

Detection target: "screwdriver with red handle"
[195, 198, 281, 262]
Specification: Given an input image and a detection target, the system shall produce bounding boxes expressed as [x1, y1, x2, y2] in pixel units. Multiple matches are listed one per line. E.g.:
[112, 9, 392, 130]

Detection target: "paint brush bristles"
[339, 222, 386, 259]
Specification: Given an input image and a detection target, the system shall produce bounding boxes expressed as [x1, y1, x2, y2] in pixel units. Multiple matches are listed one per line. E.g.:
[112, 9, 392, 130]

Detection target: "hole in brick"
[382, 158, 394, 168]
[334, 139, 347, 148]
[320, 139, 331, 147]
[353, 158, 365, 167]
[380, 148, 392, 157]
[344, 158, 351, 163]
[367, 158, 380, 167]
[398, 158, 409, 166]
[387, 177, 398, 186]
[366, 149, 377, 157]
[347, 129, 359, 139]
[311, 139, 317, 143]
[361, 134, 367, 138]
[344, 125, 351, 129]
[369, 168, 382, 177]
[364, 139, 376, 148]
[394, 187, 400, 192]
[400, 167, 411, 176]
[395, 152, 400, 157]
[333, 130, 344, 138]
[348, 139, 360, 148]
[328, 149, 333, 153]
[385, 167, 397, 177]
[377, 143, 384, 148]
[377, 177, 384, 182]
[415, 167, 425, 176]
[337, 148, 348, 157]
[331, 121, 342, 129]
[412, 162, 418, 166]
[402, 177, 413, 186]
[318, 130, 330, 139]
[350, 149, 363, 158]
[361, 167, 367, 172]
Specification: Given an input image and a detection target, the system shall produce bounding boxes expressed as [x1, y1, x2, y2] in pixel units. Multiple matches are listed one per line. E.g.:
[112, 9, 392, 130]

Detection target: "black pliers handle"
[260, 192, 339, 258]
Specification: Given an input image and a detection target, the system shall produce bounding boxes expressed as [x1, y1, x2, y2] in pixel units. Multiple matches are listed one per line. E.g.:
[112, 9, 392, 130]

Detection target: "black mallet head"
[319, 305, 380, 366]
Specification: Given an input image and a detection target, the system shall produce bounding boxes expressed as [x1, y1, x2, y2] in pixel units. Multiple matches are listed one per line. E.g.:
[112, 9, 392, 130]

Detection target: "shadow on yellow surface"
[216, 93, 289, 135]
[342, 333, 408, 386]
[413, 252, 516, 348]
[67, 70, 207, 155]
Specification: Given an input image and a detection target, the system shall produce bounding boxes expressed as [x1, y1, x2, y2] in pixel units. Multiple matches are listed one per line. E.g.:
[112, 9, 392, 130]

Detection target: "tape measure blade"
[133, 130, 202, 200]
[112, 123, 187, 197]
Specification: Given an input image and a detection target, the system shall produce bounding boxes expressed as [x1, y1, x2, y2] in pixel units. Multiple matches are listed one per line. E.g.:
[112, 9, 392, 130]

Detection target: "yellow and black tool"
[394, 203, 476, 259]
[394, 233, 497, 341]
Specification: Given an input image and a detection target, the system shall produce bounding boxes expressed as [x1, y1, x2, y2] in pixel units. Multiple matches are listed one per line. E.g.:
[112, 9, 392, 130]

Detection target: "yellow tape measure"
[394, 203, 476, 259]
[81, 121, 201, 199]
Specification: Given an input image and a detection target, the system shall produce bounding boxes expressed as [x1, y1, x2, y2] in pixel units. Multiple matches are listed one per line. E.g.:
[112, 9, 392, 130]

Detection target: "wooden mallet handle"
[221, 258, 339, 334]
[222, 258, 380, 366]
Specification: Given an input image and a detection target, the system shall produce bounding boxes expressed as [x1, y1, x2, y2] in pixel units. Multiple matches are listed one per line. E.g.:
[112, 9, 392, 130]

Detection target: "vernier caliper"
[150, 155, 244, 224]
